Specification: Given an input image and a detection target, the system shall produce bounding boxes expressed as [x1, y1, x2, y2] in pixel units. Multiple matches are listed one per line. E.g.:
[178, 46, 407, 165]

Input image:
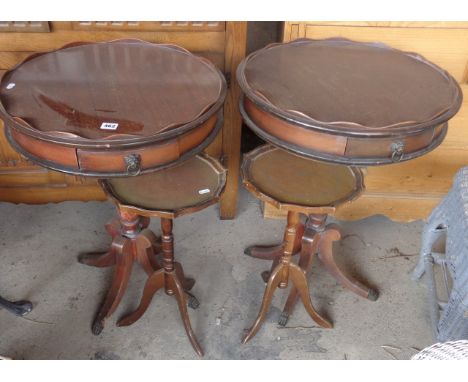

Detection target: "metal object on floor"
[413, 167, 468, 342]
[0, 295, 32, 316]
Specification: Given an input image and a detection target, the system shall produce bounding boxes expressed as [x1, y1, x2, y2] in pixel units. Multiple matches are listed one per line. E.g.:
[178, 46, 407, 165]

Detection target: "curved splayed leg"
[117, 269, 165, 327]
[92, 237, 133, 335]
[244, 244, 283, 260]
[170, 274, 204, 356]
[78, 250, 116, 268]
[242, 263, 283, 344]
[136, 232, 161, 276]
[174, 262, 195, 291]
[318, 225, 378, 301]
[288, 262, 332, 329]
[279, 230, 318, 326]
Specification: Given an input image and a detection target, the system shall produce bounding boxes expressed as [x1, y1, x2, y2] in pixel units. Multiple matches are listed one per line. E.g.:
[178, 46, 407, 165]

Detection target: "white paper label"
[6, 83, 15, 90]
[100, 122, 119, 131]
[198, 189, 210, 195]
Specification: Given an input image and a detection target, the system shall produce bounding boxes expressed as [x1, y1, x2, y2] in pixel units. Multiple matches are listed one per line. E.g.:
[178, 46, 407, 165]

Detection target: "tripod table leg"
[170, 273, 204, 356]
[117, 269, 165, 327]
[279, 233, 317, 326]
[318, 225, 378, 301]
[136, 232, 161, 276]
[244, 244, 283, 260]
[174, 262, 196, 291]
[242, 263, 284, 344]
[288, 262, 332, 328]
[92, 237, 133, 335]
[78, 250, 116, 268]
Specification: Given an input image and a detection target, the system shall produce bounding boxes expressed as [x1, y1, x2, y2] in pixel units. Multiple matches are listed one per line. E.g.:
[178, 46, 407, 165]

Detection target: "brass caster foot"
[186, 292, 200, 310]
[368, 289, 379, 301]
[278, 311, 290, 327]
[261, 271, 270, 283]
[92, 319, 104, 335]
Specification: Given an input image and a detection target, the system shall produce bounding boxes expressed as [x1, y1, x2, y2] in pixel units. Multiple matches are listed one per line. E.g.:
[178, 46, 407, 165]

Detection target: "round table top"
[103, 153, 226, 218]
[242, 145, 362, 212]
[0, 39, 226, 146]
[238, 38, 462, 135]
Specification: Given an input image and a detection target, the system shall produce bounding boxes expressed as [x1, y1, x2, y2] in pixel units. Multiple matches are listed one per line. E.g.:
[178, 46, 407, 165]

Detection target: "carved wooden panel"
[0, 21, 50, 32]
[71, 21, 225, 32]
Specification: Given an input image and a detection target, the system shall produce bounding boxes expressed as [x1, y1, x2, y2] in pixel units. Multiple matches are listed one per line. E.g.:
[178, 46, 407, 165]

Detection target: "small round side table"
[0, 39, 227, 344]
[0, 39, 226, 176]
[89, 153, 226, 356]
[241, 145, 374, 342]
[236, 38, 462, 343]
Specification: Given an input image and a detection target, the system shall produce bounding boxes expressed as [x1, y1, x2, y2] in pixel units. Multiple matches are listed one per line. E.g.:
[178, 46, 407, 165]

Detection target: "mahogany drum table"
[237, 38, 463, 343]
[238, 38, 462, 166]
[0, 39, 226, 176]
[0, 40, 226, 344]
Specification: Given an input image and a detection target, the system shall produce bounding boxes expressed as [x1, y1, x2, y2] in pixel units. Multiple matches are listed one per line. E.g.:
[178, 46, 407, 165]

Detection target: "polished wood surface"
[0, 22, 246, 218]
[243, 95, 448, 165]
[283, 22, 468, 83]
[241, 39, 459, 130]
[1, 40, 223, 139]
[267, 21, 468, 222]
[0, 39, 226, 176]
[80, 214, 160, 335]
[238, 37, 462, 165]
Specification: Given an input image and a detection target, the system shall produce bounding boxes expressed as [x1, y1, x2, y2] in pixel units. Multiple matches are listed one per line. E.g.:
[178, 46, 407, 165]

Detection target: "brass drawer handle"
[391, 141, 405, 162]
[125, 154, 141, 175]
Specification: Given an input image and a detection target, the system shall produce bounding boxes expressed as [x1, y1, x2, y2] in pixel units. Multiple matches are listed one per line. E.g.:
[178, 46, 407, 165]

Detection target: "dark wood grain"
[1, 40, 224, 139]
[0, 39, 227, 176]
[237, 38, 462, 165]
[0, 22, 246, 216]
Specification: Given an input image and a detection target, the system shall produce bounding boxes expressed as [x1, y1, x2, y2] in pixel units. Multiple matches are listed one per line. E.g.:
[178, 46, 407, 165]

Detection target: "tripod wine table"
[0, 39, 227, 342]
[237, 38, 463, 342]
